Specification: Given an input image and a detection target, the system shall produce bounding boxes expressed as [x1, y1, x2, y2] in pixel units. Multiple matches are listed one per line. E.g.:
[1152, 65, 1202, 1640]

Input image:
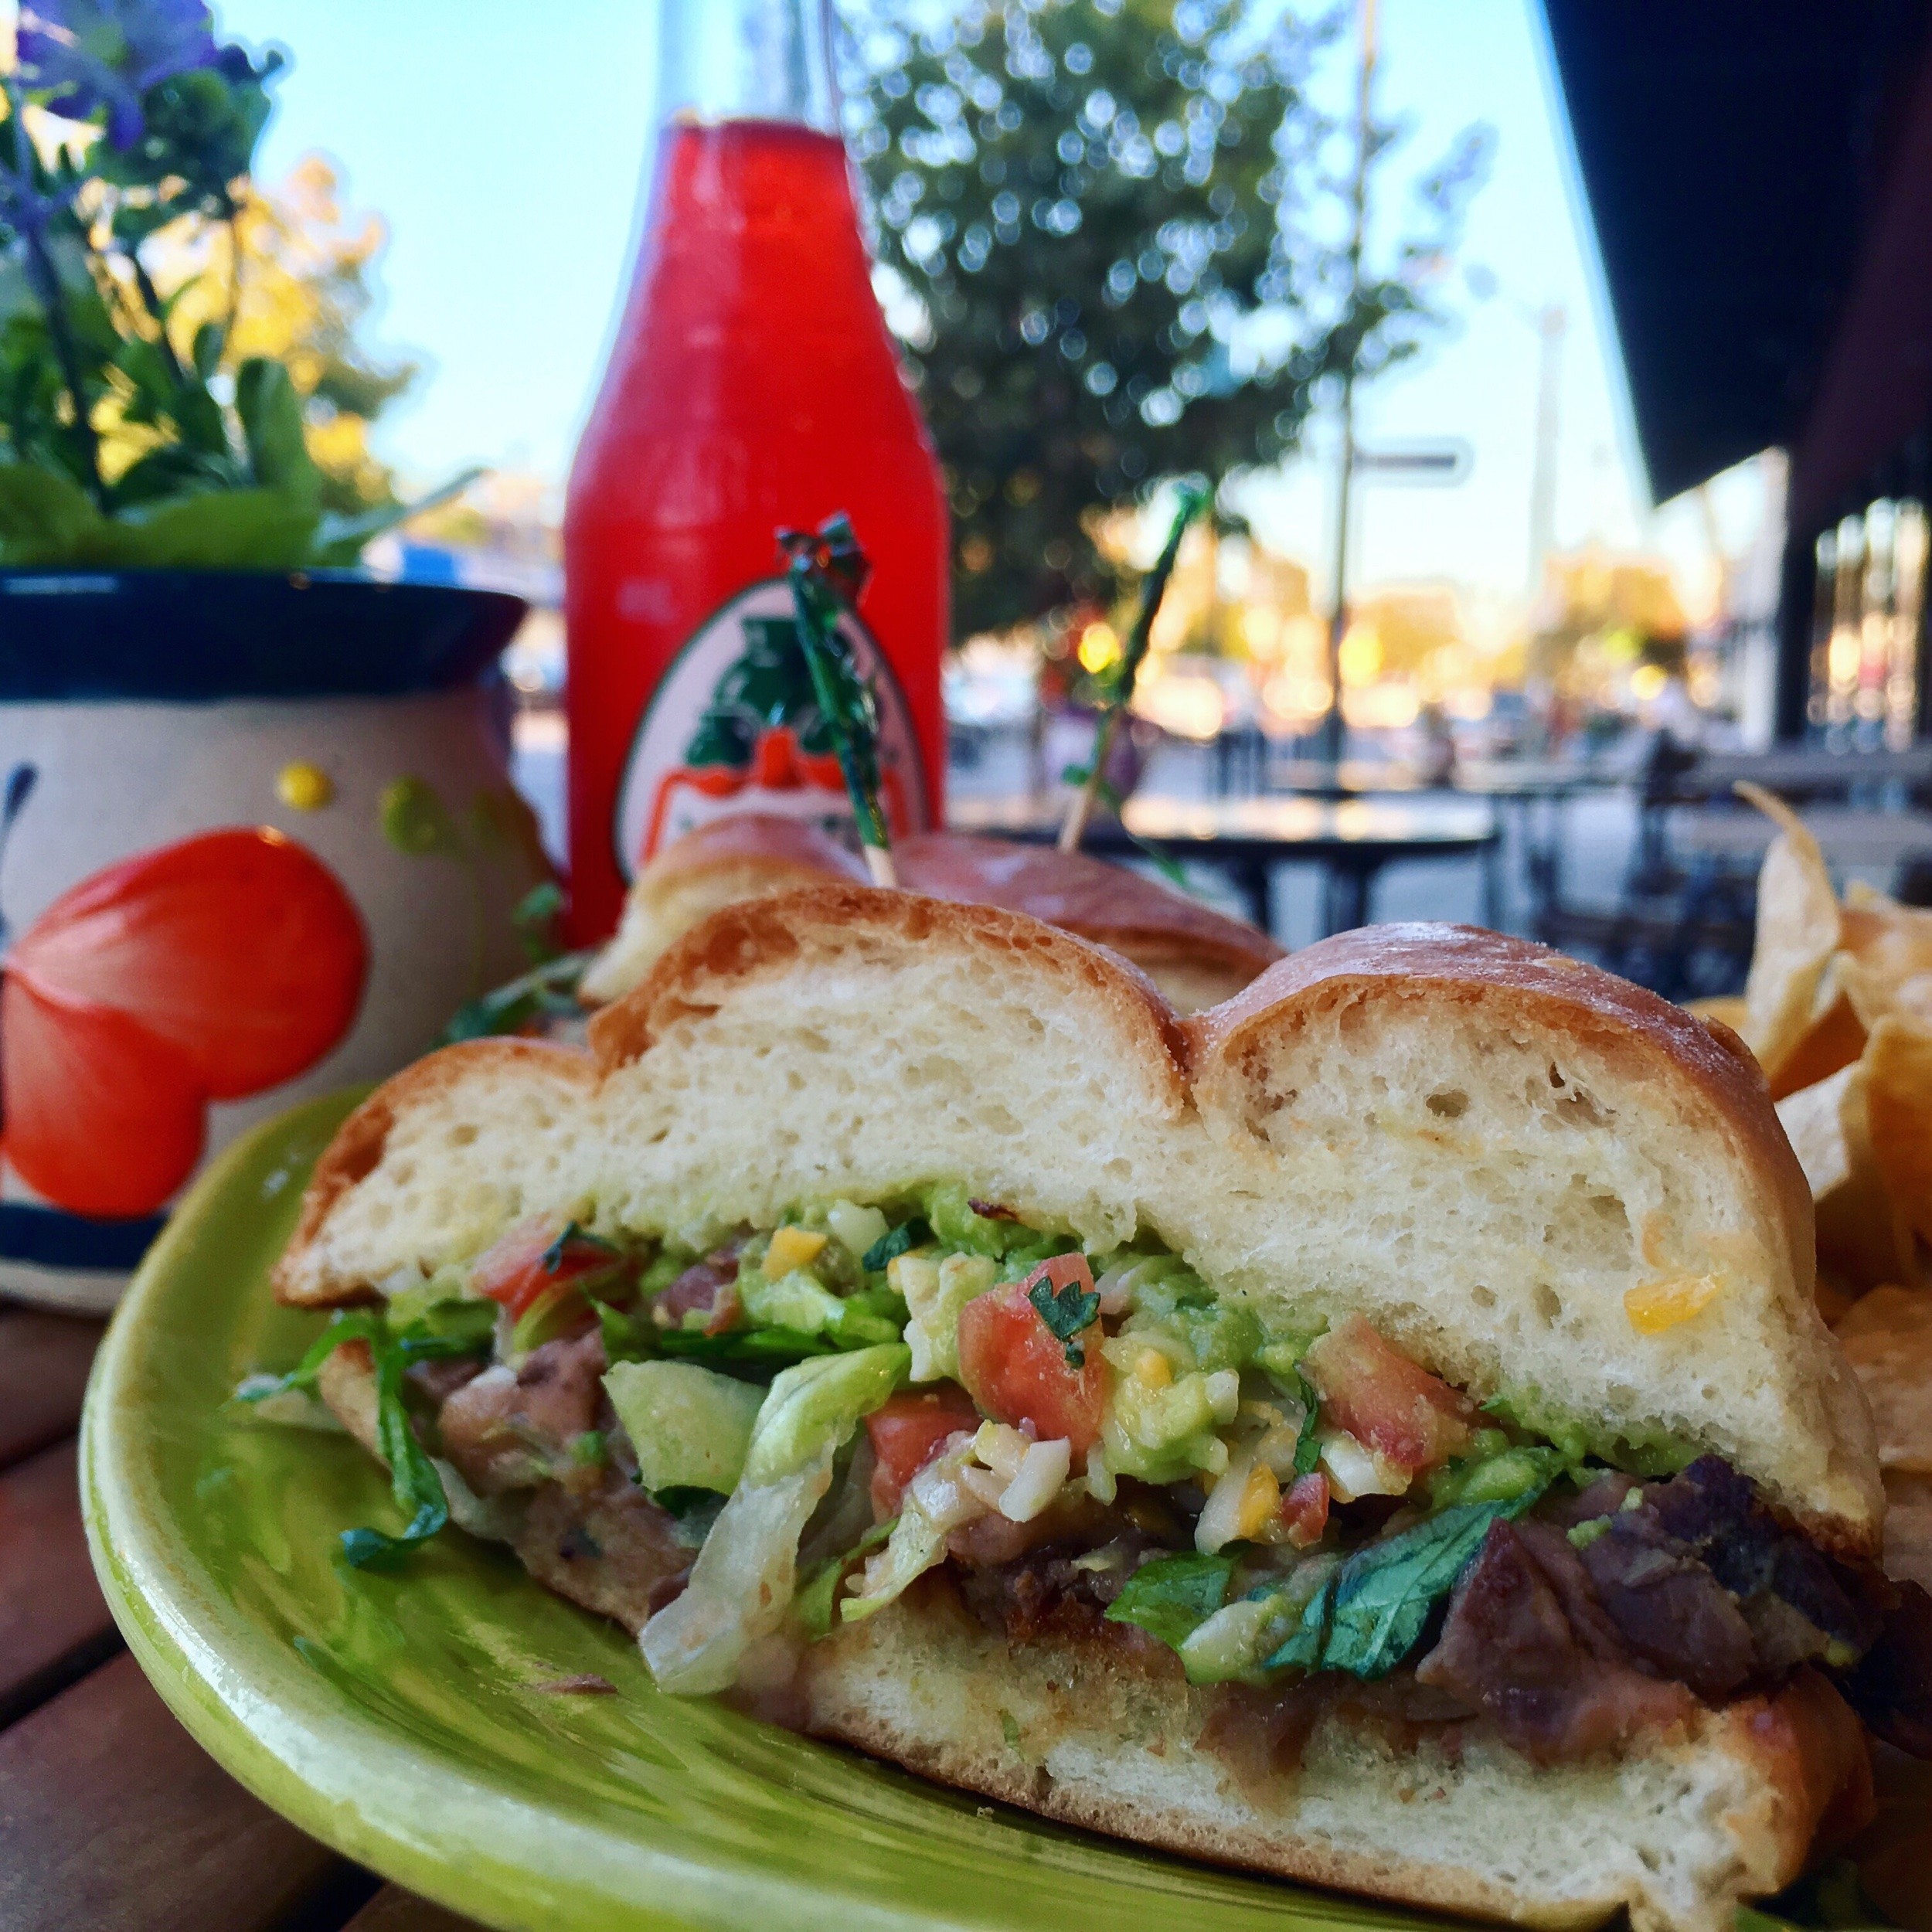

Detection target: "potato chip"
[1881, 1473, 1932, 1598]
[1778, 1063, 1918, 1292]
[1835, 892, 1932, 1039]
[1767, 963, 1867, 1101]
[1852, 1737, 1932, 1932]
[1736, 781, 1842, 1084]
[1836, 1284, 1932, 1475]
[1866, 1015, 1932, 1248]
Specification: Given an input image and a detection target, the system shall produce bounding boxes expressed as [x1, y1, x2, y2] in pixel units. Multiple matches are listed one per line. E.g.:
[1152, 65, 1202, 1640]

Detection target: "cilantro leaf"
[1029, 1274, 1100, 1368]
[1267, 1475, 1559, 1680]
[1289, 1368, 1323, 1476]
[861, 1216, 930, 1274]
[1104, 1552, 1236, 1650]
[541, 1219, 618, 1274]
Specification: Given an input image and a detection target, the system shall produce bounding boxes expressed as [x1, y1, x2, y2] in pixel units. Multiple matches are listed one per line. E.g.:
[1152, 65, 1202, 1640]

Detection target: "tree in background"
[842, 0, 1491, 641]
[155, 155, 420, 518]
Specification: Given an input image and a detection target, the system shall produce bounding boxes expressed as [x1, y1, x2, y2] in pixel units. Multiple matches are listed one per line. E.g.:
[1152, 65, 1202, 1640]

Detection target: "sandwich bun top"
[578, 813, 1280, 1013]
[279, 886, 1881, 1554]
[577, 815, 865, 1005]
[894, 830, 1282, 1013]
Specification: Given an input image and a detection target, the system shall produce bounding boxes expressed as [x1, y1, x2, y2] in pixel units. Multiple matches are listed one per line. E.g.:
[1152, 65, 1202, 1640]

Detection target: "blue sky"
[206, 0, 1735, 604]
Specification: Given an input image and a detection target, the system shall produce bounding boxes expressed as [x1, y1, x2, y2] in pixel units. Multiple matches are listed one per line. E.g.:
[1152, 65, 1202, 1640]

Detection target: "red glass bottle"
[563, 0, 948, 941]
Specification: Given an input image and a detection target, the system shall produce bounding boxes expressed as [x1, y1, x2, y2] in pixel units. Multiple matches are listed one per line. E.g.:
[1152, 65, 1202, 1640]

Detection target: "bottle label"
[611, 577, 930, 878]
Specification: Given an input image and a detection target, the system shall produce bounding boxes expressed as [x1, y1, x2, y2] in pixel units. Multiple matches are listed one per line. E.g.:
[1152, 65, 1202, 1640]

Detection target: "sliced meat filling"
[437, 1328, 611, 1495]
[1415, 1519, 1698, 1763]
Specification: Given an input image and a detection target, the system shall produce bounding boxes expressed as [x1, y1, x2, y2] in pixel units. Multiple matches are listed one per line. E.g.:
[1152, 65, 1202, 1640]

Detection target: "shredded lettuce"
[743, 1345, 909, 1487]
[794, 1519, 896, 1638]
[839, 1432, 1002, 1622]
[238, 1303, 495, 1568]
[603, 1359, 764, 1494]
[640, 1447, 837, 1694]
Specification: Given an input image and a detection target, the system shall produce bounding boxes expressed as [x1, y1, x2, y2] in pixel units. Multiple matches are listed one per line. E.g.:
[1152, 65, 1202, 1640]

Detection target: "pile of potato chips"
[1699, 784, 1932, 1594]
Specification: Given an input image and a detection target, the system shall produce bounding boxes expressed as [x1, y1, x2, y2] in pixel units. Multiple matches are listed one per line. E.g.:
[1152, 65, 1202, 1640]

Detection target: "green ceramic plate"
[83, 1093, 1438, 1932]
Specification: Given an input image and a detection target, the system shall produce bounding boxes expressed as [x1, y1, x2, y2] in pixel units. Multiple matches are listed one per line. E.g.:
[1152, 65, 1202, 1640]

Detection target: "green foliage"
[0, 24, 461, 570]
[843, 0, 1491, 637]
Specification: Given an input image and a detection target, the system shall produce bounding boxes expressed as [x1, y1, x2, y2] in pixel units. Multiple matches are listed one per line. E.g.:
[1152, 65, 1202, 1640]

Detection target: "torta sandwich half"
[265, 891, 1930, 1932]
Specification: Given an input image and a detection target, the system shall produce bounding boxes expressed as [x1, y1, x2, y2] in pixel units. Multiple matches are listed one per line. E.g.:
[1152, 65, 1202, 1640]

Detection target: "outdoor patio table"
[0, 1299, 481, 1932]
[948, 792, 1501, 937]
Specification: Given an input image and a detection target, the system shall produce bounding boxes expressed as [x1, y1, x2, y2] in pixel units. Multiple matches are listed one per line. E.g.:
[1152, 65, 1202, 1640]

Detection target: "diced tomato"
[471, 1216, 622, 1318]
[956, 1259, 1106, 1457]
[1302, 1314, 1475, 1473]
[866, 1388, 982, 1519]
[1280, 1471, 1331, 1548]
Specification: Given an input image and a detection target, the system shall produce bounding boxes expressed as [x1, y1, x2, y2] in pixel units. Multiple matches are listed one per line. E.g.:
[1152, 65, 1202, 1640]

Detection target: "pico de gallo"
[245, 1185, 1932, 1767]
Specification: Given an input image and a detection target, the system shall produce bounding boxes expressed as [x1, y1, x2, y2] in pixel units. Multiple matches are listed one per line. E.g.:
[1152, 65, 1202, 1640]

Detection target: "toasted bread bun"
[577, 815, 1281, 1014]
[804, 1590, 1871, 1932]
[278, 891, 1878, 1552]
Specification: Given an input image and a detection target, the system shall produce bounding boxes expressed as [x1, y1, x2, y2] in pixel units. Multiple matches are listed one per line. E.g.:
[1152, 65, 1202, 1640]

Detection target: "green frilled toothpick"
[1059, 481, 1209, 854]
[780, 514, 897, 886]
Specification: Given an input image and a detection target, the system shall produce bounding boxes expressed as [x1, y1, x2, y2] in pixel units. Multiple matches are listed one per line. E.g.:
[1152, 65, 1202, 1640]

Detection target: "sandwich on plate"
[263, 888, 1932, 1932]
[578, 811, 1283, 1014]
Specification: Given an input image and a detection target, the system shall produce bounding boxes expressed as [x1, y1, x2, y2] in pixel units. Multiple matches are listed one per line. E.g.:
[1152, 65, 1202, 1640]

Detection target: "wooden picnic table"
[0, 1295, 485, 1932]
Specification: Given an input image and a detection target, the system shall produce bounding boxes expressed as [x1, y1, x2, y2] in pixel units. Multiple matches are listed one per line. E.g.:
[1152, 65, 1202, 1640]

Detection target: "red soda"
[563, 4, 948, 942]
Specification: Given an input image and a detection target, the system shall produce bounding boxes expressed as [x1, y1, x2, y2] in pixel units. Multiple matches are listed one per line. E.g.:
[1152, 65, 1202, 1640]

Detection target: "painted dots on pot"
[277, 761, 335, 811]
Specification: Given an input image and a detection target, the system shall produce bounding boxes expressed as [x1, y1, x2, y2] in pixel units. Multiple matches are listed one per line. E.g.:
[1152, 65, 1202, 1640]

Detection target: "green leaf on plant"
[0, 462, 105, 566]
[235, 358, 323, 504]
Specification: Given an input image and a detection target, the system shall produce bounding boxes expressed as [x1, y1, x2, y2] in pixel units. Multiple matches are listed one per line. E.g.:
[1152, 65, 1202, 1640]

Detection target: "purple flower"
[15, 0, 220, 148]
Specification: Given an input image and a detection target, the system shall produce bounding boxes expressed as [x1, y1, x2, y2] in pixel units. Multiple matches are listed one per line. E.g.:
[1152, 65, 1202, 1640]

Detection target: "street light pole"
[1526, 301, 1566, 599]
[1318, 0, 1378, 771]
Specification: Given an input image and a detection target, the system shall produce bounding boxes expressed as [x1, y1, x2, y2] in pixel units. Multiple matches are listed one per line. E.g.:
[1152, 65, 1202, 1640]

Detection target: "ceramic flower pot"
[0, 569, 546, 1313]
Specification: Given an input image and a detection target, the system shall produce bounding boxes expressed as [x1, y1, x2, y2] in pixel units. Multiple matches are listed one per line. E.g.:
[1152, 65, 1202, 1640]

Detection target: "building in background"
[1542, 0, 1932, 748]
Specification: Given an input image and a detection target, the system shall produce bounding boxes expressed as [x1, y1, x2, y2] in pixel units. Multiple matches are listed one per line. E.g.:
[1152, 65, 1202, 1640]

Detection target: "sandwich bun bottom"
[804, 1591, 1869, 1932]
